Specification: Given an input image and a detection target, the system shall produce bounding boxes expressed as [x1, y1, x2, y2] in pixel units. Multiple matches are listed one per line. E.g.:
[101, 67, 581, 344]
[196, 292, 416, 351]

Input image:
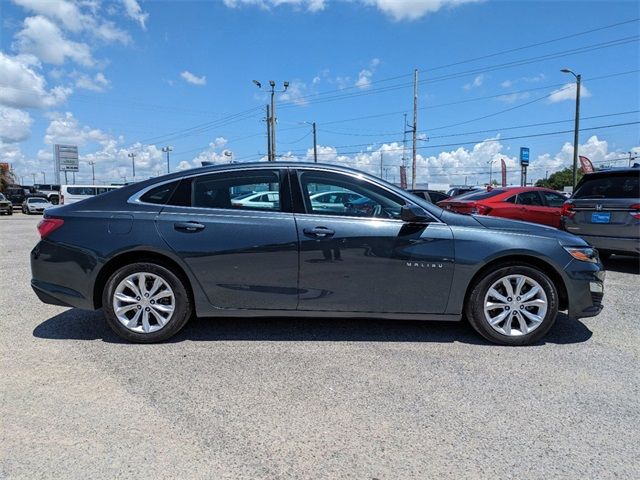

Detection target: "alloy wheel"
[112, 272, 175, 333]
[483, 274, 548, 337]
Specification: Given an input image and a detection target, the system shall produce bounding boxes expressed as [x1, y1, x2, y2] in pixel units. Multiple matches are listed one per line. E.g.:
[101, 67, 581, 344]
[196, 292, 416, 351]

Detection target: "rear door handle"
[174, 221, 205, 232]
[303, 226, 335, 238]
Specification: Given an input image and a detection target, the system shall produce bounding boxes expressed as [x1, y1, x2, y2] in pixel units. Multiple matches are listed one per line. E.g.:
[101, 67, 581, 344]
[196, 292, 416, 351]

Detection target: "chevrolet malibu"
[31, 163, 605, 345]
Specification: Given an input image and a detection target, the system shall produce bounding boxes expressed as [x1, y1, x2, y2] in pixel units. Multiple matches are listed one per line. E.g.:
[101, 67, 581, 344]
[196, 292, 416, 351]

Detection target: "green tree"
[0, 163, 16, 193]
[535, 167, 583, 191]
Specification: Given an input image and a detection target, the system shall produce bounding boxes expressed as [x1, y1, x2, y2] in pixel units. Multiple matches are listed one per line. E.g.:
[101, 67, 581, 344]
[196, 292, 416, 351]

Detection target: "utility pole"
[162, 146, 172, 173]
[402, 113, 408, 169]
[31, 173, 36, 184]
[312, 122, 318, 163]
[253, 80, 289, 161]
[88, 161, 96, 184]
[561, 68, 581, 189]
[412, 68, 418, 189]
[128, 152, 136, 179]
[487, 160, 494, 185]
[266, 105, 272, 161]
[380, 151, 384, 178]
[41, 171, 46, 184]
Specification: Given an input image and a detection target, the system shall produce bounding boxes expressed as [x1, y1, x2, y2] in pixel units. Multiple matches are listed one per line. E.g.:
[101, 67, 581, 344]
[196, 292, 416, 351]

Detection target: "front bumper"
[0, 204, 11, 213]
[563, 258, 606, 318]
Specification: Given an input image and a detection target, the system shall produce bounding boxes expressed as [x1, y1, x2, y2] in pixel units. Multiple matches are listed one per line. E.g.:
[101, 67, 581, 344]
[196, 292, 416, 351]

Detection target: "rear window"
[456, 189, 506, 201]
[574, 173, 640, 199]
[140, 181, 180, 204]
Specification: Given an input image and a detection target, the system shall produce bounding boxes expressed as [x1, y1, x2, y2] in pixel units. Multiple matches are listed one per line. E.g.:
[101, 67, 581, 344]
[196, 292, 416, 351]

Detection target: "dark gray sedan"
[31, 162, 605, 345]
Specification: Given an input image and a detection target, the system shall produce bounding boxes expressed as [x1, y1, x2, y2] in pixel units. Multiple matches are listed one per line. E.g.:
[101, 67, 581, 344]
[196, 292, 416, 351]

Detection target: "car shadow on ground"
[33, 310, 592, 346]
[603, 256, 640, 274]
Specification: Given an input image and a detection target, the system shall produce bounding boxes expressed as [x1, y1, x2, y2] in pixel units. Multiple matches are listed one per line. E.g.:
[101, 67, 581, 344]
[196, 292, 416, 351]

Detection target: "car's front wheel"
[103, 262, 193, 343]
[466, 264, 558, 346]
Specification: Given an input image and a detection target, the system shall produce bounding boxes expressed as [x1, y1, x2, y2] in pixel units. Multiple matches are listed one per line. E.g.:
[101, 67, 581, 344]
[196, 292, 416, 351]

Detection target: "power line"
[278, 34, 639, 109]
[283, 121, 640, 157]
[272, 18, 639, 105]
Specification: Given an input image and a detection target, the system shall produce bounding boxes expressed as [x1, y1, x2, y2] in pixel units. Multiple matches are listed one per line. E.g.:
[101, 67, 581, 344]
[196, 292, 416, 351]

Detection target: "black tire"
[102, 262, 193, 343]
[465, 264, 559, 346]
[8, 209, 12, 215]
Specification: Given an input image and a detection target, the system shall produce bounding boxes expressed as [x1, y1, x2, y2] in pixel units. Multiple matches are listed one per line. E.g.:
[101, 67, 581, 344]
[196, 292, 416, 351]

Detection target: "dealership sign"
[55, 144, 79, 172]
[519, 147, 530, 166]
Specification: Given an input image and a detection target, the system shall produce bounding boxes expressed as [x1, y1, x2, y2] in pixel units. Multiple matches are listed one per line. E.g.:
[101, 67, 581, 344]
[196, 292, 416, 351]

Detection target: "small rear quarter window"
[140, 181, 180, 204]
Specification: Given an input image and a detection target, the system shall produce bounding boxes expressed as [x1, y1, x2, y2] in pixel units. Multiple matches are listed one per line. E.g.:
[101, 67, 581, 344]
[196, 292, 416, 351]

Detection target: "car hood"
[470, 214, 587, 246]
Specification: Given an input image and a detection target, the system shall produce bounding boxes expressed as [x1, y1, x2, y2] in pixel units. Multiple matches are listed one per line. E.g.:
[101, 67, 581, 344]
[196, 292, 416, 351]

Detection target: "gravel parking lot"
[1, 212, 639, 479]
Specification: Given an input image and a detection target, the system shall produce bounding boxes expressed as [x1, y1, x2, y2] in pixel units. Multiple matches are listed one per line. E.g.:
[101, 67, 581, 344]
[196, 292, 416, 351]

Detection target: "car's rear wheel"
[103, 262, 192, 343]
[465, 264, 558, 346]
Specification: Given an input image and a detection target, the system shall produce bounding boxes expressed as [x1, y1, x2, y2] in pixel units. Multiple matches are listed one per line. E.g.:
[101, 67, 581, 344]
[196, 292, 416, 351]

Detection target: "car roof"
[581, 167, 640, 179]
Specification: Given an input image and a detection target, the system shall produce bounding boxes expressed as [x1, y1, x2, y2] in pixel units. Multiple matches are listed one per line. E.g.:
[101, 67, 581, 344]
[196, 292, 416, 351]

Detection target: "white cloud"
[497, 92, 531, 103]
[355, 58, 381, 89]
[222, 0, 477, 19]
[0, 106, 33, 143]
[180, 70, 207, 86]
[464, 73, 485, 90]
[362, 0, 480, 21]
[548, 82, 591, 103]
[122, 0, 149, 30]
[223, 0, 326, 12]
[73, 71, 110, 92]
[14, 15, 95, 66]
[0, 52, 72, 109]
[44, 111, 110, 146]
[12, 1, 131, 44]
[280, 81, 309, 105]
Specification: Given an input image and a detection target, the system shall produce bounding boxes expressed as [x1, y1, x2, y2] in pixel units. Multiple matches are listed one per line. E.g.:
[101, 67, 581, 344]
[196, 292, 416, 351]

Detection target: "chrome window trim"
[127, 163, 443, 224]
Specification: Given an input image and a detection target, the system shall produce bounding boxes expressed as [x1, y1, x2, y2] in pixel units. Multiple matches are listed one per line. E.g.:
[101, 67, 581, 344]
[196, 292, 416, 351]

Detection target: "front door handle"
[303, 226, 335, 238]
[174, 221, 205, 232]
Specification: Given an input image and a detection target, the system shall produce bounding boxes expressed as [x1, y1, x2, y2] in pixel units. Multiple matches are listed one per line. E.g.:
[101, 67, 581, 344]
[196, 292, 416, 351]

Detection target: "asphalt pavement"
[1, 212, 639, 479]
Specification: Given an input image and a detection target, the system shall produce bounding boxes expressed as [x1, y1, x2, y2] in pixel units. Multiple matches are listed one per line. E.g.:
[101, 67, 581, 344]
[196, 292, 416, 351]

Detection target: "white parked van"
[60, 185, 121, 205]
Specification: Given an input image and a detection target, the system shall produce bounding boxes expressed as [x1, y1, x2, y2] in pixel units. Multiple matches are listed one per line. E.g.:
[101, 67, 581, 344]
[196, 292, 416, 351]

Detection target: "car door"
[538, 190, 565, 228]
[291, 168, 455, 314]
[515, 191, 548, 225]
[155, 168, 299, 310]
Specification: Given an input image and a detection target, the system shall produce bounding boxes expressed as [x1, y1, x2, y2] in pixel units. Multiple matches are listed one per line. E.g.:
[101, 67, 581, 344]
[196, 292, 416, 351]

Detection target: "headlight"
[564, 247, 599, 263]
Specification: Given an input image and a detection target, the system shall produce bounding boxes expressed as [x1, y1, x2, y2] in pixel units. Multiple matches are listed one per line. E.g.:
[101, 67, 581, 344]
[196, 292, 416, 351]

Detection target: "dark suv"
[561, 167, 640, 258]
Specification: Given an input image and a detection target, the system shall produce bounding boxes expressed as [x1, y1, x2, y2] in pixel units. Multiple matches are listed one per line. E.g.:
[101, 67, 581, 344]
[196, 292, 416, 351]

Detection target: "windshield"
[29, 198, 47, 203]
[0, 194, 6, 201]
[453, 189, 506, 201]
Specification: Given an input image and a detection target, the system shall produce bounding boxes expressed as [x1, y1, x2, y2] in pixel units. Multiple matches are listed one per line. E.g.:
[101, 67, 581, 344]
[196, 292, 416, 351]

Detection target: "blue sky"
[1, 0, 638, 186]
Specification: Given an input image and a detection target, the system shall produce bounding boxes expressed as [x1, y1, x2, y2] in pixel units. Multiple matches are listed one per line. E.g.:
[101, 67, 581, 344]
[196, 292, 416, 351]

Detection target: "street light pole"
[253, 79, 289, 161]
[561, 68, 581, 189]
[487, 160, 495, 186]
[31, 173, 36, 184]
[128, 152, 136, 179]
[162, 146, 172, 173]
[41, 171, 46, 184]
[88, 161, 96, 184]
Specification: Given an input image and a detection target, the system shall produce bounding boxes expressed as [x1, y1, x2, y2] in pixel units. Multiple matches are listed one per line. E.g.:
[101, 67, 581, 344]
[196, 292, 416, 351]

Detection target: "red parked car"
[437, 187, 567, 228]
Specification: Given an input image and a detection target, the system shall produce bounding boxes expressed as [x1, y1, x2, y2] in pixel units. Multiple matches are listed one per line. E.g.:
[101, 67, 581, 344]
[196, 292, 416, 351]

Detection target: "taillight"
[561, 202, 575, 218]
[630, 204, 640, 220]
[37, 218, 64, 238]
[470, 203, 492, 215]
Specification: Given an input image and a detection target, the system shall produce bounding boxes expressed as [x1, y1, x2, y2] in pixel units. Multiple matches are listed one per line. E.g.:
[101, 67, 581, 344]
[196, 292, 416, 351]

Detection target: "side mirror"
[401, 204, 431, 223]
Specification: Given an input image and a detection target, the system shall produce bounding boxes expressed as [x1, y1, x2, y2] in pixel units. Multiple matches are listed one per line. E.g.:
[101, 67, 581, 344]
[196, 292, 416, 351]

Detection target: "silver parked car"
[561, 167, 640, 258]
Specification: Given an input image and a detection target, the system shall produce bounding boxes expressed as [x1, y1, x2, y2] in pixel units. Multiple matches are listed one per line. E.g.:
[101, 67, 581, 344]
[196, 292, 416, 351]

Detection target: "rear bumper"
[568, 233, 639, 255]
[31, 240, 98, 310]
[563, 259, 606, 318]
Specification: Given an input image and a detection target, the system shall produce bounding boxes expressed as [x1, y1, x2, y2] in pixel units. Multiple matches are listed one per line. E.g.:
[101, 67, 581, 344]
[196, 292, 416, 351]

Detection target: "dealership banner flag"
[501, 158, 507, 186]
[579, 155, 594, 174]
